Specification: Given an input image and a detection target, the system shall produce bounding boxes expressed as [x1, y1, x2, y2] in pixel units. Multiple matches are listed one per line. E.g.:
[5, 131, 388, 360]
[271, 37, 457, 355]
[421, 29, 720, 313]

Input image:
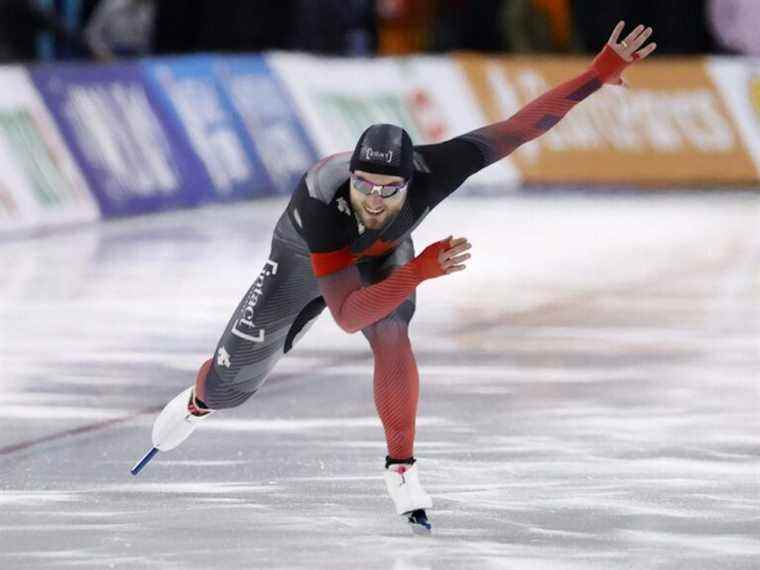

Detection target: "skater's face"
[349, 170, 408, 230]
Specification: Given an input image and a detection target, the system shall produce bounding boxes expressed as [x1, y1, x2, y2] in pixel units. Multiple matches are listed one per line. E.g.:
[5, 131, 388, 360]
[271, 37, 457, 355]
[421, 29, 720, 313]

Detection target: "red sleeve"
[310, 247, 354, 278]
[461, 45, 632, 167]
[318, 240, 450, 333]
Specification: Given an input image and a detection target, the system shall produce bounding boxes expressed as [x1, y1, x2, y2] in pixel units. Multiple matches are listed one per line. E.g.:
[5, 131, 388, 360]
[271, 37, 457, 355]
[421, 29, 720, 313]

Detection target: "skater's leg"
[363, 312, 418, 460]
[365, 310, 432, 527]
[358, 239, 419, 460]
[200, 243, 323, 410]
[149, 241, 322, 455]
[359, 240, 432, 529]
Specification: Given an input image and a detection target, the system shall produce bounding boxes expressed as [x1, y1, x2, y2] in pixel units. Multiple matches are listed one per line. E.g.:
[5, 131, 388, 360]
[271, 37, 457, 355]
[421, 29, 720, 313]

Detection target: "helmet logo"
[361, 146, 394, 164]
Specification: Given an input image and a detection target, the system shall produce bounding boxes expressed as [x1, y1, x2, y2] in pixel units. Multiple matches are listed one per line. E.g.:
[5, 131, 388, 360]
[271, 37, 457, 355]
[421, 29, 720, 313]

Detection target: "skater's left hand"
[607, 21, 657, 63]
[593, 21, 657, 87]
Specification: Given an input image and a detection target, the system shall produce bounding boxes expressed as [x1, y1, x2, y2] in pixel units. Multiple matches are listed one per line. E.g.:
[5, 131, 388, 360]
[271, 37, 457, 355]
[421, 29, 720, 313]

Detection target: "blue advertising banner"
[141, 56, 274, 201]
[31, 62, 212, 218]
[211, 55, 318, 194]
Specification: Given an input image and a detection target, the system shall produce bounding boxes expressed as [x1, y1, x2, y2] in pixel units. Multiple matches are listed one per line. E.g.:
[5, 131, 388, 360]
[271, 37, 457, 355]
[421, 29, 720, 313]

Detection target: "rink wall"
[2, 53, 760, 236]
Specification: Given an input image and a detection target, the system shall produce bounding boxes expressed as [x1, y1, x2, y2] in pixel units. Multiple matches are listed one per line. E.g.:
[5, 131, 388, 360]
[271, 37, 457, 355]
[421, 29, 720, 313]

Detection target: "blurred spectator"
[154, 0, 294, 55]
[153, 0, 199, 54]
[2, 0, 737, 62]
[84, 0, 155, 59]
[503, 0, 580, 53]
[435, 0, 504, 52]
[0, 0, 44, 60]
[573, 0, 715, 54]
[708, 0, 760, 55]
[376, 0, 435, 55]
[155, 0, 374, 56]
[291, 0, 376, 55]
[0, 0, 91, 61]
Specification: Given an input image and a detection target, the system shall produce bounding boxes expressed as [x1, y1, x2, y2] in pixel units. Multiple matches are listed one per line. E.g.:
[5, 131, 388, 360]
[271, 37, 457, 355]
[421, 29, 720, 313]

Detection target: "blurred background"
[0, 0, 757, 63]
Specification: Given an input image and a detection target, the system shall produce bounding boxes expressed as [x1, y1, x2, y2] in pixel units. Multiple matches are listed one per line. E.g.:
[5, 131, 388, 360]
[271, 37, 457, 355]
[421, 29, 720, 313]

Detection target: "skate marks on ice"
[1, 194, 760, 569]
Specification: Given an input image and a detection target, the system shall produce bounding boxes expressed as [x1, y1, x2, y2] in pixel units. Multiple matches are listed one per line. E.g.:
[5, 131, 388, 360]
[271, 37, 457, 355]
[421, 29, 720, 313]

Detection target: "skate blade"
[130, 447, 159, 476]
[406, 509, 432, 535]
[409, 522, 432, 536]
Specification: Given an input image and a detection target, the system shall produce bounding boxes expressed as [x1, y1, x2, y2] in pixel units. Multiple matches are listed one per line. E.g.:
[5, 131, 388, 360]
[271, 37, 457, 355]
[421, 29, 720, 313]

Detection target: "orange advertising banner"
[456, 54, 758, 186]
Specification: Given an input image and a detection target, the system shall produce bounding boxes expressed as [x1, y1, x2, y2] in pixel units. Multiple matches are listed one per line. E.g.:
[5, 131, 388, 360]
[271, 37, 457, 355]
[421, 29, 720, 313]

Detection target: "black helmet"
[350, 123, 414, 180]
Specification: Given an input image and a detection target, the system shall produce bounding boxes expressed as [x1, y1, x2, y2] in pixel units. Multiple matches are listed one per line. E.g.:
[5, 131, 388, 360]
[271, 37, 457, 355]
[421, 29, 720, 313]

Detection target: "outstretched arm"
[462, 22, 657, 168]
[318, 238, 471, 333]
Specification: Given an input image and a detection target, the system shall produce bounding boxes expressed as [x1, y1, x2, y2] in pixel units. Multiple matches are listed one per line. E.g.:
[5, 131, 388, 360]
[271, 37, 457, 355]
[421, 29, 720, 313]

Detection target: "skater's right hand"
[411, 236, 472, 280]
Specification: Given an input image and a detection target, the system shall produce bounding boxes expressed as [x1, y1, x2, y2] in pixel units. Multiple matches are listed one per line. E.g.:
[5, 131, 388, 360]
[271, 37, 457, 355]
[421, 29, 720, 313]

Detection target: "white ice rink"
[1, 191, 759, 569]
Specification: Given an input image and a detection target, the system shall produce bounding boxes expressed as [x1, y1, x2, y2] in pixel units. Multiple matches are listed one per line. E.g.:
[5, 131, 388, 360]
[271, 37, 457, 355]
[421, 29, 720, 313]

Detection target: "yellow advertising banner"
[457, 54, 758, 186]
[751, 76, 760, 123]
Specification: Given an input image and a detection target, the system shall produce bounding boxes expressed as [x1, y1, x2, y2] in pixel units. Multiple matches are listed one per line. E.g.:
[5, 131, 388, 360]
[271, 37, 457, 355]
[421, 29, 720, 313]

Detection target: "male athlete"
[137, 23, 656, 533]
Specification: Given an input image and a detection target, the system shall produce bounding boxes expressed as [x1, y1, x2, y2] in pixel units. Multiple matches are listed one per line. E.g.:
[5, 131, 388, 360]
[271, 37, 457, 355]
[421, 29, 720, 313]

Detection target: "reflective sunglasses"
[351, 175, 409, 198]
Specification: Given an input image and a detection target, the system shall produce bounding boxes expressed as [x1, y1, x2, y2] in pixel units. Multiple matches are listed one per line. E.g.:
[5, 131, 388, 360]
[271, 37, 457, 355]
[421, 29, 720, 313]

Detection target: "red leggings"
[363, 317, 418, 460]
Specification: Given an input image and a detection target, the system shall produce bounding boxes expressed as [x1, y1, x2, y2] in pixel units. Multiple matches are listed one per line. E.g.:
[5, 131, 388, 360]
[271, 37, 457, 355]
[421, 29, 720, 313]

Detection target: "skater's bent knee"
[363, 317, 409, 347]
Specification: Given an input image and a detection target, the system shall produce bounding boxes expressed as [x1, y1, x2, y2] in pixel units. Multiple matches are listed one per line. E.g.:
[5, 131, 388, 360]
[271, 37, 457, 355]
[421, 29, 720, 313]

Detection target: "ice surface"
[1, 191, 759, 569]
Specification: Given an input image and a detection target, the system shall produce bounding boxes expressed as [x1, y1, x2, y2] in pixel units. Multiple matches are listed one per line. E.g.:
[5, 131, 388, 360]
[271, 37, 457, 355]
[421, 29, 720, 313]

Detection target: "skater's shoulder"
[304, 151, 352, 205]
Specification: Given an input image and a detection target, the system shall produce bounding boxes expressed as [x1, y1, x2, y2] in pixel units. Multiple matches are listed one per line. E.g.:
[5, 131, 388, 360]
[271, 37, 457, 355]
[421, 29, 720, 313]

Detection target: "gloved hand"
[410, 236, 472, 281]
[592, 21, 657, 86]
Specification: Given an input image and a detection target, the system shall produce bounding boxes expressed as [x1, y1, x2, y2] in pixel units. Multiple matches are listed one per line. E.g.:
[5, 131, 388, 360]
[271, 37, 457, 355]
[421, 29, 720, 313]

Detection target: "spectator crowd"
[0, 0, 757, 63]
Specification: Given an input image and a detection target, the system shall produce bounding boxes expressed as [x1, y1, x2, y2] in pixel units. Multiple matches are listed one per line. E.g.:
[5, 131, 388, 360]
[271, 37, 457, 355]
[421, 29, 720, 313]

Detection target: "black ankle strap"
[385, 455, 415, 469]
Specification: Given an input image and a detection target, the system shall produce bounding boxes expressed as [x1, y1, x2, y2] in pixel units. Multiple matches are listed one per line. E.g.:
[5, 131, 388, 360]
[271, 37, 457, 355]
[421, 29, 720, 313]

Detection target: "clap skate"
[384, 462, 433, 535]
[130, 386, 214, 475]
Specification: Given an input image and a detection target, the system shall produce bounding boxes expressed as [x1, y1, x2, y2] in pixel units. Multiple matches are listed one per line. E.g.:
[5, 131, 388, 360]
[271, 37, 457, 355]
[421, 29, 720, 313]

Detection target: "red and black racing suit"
[195, 46, 630, 460]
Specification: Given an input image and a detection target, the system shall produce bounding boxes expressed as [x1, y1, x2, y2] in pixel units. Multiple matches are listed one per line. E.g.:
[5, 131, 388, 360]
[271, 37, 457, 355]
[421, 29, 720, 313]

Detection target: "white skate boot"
[384, 462, 433, 534]
[131, 386, 214, 475]
[152, 386, 214, 451]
